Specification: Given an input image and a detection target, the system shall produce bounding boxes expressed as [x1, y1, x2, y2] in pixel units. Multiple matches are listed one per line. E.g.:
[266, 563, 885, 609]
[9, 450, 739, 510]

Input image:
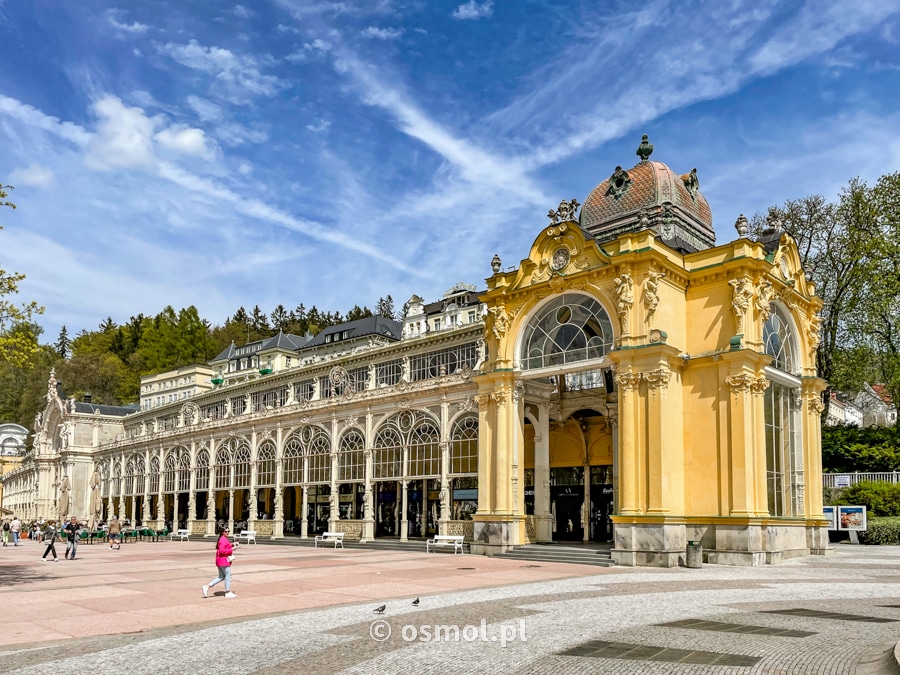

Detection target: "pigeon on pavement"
[374, 605, 386, 614]
[412, 598, 420, 606]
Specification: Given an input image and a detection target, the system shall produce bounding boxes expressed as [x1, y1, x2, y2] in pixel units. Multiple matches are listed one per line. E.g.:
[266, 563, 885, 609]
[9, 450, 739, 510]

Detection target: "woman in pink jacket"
[202, 527, 238, 599]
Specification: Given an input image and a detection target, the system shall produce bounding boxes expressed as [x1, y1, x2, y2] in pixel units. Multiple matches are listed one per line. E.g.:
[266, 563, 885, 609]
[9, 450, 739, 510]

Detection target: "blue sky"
[1, 0, 899, 341]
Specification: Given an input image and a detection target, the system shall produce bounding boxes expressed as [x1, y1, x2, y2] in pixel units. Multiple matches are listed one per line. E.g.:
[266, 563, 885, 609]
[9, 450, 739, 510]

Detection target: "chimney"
[84, 392, 92, 404]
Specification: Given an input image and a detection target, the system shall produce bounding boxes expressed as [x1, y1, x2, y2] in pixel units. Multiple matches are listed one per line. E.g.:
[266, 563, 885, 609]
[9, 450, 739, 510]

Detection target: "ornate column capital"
[615, 372, 642, 391]
[641, 368, 672, 391]
[725, 373, 755, 394]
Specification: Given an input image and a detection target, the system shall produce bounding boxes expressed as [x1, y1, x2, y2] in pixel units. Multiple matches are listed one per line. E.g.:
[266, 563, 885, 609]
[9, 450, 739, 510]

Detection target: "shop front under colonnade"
[1, 138, 830, 566]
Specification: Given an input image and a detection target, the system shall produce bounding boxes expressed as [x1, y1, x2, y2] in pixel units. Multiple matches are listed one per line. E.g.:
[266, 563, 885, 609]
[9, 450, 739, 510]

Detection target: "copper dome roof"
[579, 138, 715, 252]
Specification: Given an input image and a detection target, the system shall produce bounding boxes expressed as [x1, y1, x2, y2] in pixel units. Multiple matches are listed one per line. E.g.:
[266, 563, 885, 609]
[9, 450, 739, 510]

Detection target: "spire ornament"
[636, 134, 653, 163]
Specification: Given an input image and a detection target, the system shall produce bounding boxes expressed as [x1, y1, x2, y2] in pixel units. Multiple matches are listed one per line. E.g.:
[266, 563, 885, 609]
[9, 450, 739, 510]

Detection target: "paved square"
[2, 541, 900, 673]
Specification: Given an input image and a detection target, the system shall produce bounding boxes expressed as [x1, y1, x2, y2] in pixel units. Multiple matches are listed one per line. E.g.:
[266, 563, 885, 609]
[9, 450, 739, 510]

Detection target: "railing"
[823, 472, 900, 488]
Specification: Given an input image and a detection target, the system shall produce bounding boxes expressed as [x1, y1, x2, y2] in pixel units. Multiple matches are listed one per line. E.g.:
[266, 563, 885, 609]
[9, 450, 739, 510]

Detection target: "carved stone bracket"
[751, 378, 770, 397]
[725, 373, 756, 395]
[805, 392, 825, 416]
[807, 312, 822, 359]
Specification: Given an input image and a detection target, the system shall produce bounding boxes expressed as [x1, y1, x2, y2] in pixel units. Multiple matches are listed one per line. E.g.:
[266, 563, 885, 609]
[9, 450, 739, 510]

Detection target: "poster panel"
[822, 505, 837, 531]
[837, 505, 867, 531]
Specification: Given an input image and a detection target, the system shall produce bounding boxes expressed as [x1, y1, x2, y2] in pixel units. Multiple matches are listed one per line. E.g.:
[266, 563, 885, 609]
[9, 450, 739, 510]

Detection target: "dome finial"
[636, 134, 653, 163]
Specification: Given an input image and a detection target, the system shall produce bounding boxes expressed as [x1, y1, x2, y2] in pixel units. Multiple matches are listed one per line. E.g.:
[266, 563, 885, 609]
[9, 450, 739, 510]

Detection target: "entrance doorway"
[551, 467, 584, 541]
[406, 479, 440, 538]
[375, 481, 399, 536]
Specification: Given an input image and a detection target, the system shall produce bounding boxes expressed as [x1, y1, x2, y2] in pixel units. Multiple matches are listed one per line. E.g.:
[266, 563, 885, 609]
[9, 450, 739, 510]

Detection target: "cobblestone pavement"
[2, 541, 900, 674]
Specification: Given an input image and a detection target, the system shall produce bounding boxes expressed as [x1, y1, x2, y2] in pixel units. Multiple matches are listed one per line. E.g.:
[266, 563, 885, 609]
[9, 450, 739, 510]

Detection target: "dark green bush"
[859, 517, 900, 545]
[831, 481, 900, 516]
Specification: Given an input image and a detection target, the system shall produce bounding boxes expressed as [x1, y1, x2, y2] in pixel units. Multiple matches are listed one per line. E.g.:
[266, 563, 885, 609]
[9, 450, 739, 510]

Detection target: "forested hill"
[0, 296, 399, 434]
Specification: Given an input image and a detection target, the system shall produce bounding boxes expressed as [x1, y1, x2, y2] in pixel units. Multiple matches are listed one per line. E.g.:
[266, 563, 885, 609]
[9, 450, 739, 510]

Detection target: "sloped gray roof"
[211, 341, 237, 362]
[73, 402, 141, 417]
[260, 331, 309, 352]
[303, 316, 402, 349]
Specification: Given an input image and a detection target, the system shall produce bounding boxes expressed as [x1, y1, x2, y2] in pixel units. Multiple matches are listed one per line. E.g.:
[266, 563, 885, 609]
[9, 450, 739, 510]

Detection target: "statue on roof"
[46, 368, 57, 403]
[636, 134, 653, 163]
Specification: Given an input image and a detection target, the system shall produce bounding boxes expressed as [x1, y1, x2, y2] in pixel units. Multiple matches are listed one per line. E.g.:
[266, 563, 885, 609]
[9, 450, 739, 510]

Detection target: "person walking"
[2, 519, 9, 546]
[108, 515, 121, 550]
[10, 516, 21, 546]
[202, 527, 238, 599]
[63, 516, 80, 560]
[41, 523, 59, 562]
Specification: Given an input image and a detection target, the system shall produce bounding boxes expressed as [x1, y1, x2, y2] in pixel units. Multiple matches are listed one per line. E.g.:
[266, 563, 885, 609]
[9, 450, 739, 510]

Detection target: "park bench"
[314, 531, 344, 549]
[426, 535, 465, 554]
[123, 529, 139, 543]
[170, 529, 191, 541]
[235, 529, 257, 545]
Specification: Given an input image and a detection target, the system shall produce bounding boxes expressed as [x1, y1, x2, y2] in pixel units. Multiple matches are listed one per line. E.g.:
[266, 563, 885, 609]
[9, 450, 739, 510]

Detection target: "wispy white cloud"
[186, 95, 222, 122]
[158, 39, 284, 103]
[453, 1, 493, 20]
[105, 9, 150, 34]
[155, 125, 216, 159]
[333, 54, 543, 203]
[0, 95, 90, 146]
[361, 26, 403, 40]
[233, 5, 253, 19]
[8, 163, 55, 188]
[306, 119, 331, 133]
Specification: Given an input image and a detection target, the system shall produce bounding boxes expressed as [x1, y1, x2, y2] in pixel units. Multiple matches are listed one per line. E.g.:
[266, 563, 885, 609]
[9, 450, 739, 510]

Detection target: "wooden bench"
[426, 535, 465, 554]
[235, 529, 257, 545]
[170, 528, 190, 541]
[314, 531, 344, 548]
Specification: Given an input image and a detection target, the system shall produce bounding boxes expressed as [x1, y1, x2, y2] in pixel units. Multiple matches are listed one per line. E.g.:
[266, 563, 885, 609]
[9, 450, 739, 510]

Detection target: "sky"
[1, 0, 899, 342]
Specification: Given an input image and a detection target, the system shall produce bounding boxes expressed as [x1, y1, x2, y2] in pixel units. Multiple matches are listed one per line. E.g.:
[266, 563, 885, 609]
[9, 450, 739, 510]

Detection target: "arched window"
[164, 453, 176, 493]
[373, 426, 403, 479]
[338, 431, 365, 482]
[450, 415, 478, 474]
[125, 458, 137, 497]
[231, 439, 251, 488]
[134, 457, 145, 495]
[215, 447, 231, 490]
[520, 293, 614, 370]
[763, 305, 798, 374]
[148, 457, 160, 494]
[257, 441, 276, 487]
[283, 433, 303, 485]
[304, 428, 332, 484]
[408, 420, 440, 477]
[178, 452, 191, 492]
[763, 303, 803, 517]
[194, 450, 210, 491]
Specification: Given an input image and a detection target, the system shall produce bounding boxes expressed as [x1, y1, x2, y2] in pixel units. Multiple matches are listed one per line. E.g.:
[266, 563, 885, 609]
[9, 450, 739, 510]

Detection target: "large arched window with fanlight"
[520, 293, 614, 370]
[763, 303, 803, 517]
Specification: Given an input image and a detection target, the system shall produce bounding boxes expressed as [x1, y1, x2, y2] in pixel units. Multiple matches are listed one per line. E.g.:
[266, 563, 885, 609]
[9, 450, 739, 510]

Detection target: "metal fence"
[823, 472, 900, 488]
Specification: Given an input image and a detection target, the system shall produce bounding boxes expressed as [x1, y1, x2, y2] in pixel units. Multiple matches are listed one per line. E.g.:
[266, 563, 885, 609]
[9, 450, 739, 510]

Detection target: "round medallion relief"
[551, 247, 570, 271]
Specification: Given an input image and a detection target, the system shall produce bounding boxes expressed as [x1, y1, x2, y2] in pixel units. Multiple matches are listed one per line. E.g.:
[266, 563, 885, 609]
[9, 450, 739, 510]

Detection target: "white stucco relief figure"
[728, 277, 754, 335]
[643, 267, 665, 325]
[57, 475, 71, 519]
[755, 279, 775, 323]
[614, 273, 634, 334]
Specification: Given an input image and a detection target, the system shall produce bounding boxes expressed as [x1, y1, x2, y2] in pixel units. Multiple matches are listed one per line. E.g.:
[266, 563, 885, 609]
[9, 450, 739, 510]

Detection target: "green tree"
[55, 325, 71, 358]
[0, 184, 44, 367]
[376, 295, 395, 320]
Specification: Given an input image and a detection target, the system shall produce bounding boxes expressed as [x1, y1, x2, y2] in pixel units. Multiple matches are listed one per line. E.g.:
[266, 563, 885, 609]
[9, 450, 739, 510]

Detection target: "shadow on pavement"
[0, 563, 55, 587]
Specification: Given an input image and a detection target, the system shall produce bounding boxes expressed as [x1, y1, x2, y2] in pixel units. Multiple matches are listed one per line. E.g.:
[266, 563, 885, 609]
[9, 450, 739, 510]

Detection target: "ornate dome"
[579, 136, 715, 253]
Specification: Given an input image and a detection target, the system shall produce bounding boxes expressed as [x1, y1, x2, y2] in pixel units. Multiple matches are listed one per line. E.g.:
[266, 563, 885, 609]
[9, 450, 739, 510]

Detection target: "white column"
[535, 403, 552, 541]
